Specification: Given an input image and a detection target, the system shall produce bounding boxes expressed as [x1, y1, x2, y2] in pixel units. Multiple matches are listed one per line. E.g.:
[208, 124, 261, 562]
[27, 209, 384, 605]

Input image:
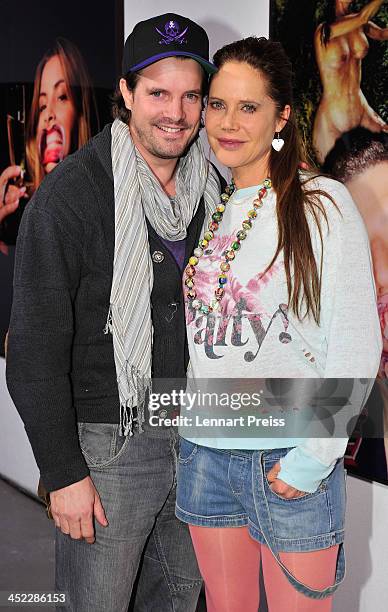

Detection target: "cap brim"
[129, 51, 217, 74]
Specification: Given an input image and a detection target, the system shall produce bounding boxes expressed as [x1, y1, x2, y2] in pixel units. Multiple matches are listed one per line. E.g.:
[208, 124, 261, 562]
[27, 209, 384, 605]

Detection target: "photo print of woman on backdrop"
[0, 0, 121, 356]
[0, 38, 97, 242]
[313, 0, 388, 163]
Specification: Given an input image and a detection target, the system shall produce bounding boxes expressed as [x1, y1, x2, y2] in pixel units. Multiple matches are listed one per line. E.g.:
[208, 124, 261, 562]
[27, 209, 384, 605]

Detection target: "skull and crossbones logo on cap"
[156, 20, 188, 45]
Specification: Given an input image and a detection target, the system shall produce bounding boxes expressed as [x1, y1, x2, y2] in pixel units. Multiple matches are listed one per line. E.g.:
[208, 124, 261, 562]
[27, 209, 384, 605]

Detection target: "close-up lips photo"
[39, 124, 66, 166]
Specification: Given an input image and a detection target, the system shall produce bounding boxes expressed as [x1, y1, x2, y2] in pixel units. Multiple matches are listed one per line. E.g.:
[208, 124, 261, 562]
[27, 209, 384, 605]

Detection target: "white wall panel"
[0, 359, 39, 495]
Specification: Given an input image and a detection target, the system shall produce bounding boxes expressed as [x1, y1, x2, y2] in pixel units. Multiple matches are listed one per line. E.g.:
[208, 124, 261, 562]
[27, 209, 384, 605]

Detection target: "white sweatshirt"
[183, 175, 382, 492]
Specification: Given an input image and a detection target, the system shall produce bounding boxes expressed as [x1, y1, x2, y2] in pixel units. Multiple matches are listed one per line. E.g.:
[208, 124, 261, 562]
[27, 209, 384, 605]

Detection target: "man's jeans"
[55, 421, 202, 611]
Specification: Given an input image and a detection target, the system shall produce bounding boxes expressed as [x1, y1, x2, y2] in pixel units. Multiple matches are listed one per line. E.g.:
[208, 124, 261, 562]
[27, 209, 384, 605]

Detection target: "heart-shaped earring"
[272, 133, 284, 152]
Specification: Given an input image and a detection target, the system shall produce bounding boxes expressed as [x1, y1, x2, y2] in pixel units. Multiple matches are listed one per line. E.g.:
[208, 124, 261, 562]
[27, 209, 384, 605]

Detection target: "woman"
[0, 38, 96, 229]
[313, 0, 388, 164]
[175, 37, 381, 611]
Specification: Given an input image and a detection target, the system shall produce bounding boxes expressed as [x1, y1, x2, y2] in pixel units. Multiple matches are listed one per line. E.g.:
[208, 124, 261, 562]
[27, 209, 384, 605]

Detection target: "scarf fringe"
[118, 360, 151, 436]
[103, 305, 113, 335]
[104, 303, 151, 437]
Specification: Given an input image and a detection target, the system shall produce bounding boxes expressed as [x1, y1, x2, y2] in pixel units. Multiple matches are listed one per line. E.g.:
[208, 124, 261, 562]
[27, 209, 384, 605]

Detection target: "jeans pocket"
[178, 437, 198, 464]
[262, 454, 325, 503]
[77, 422, 129, 467]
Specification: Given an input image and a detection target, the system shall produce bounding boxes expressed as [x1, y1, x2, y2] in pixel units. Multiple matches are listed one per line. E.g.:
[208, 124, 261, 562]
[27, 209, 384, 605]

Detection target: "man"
[325, 127, 388, 480]
[6, 13, 221, 611]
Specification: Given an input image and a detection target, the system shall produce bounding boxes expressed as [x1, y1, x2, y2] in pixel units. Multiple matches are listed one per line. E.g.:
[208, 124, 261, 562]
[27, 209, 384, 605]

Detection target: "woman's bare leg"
[312, 104, 341, 164]
[189, 525, 261, 612]
[262, 544, 339, 612]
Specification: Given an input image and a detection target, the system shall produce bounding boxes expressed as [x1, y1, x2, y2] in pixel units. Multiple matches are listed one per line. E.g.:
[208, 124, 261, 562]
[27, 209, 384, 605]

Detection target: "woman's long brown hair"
[212, 37, 337, 325]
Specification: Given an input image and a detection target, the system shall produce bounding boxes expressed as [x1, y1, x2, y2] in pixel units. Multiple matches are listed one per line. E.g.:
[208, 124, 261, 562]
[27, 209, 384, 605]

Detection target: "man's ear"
[276, 104, 291, 133]
[119, 78, 133, 111]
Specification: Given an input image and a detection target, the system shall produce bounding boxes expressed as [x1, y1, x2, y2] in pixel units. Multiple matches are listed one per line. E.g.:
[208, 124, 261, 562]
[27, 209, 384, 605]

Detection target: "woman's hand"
[266, 461, 308, 499]
[321, 0, 384, 41]
[0, 165, 27, 223]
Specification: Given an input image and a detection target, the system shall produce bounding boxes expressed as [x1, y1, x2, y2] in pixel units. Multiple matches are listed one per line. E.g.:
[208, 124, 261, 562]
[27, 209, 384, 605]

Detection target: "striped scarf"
[106, 119, 220, 436]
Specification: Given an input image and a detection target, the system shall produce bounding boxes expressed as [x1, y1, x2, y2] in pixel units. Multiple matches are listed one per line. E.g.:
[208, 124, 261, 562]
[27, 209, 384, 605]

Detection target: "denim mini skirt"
[175, 438, 346, 599]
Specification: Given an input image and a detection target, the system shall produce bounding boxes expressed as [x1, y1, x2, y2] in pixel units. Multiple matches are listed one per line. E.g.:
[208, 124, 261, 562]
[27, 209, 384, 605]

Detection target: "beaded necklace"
[184, 178, 272, 314]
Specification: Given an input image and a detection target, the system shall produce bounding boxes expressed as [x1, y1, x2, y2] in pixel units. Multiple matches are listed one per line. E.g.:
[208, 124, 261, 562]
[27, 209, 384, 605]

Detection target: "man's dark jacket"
[6, 125, 210, 492]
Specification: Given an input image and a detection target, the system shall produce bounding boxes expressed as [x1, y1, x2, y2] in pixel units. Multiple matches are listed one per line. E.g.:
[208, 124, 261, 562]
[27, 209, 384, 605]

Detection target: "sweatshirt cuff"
[279, 447, 336, 493]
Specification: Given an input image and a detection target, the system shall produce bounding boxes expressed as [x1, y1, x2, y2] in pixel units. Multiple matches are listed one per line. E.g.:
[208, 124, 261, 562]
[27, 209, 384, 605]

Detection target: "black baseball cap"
[122, 13, 217, 75]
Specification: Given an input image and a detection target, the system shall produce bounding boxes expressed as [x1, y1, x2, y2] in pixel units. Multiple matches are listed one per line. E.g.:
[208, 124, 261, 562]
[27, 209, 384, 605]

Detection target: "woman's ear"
[276, 104, 291, 133]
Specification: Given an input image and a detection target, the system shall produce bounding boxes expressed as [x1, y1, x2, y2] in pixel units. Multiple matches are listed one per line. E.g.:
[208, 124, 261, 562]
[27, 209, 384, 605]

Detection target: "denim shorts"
[176, 439, 346, 600]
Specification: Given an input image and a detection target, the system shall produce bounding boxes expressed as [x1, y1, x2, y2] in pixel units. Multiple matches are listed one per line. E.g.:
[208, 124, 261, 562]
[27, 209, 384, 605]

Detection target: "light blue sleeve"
[279, 446, 338, 492]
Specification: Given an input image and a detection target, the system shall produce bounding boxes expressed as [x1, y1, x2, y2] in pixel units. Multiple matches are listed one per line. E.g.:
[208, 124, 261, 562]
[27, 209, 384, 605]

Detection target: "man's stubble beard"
[130, 121, 199, 160]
